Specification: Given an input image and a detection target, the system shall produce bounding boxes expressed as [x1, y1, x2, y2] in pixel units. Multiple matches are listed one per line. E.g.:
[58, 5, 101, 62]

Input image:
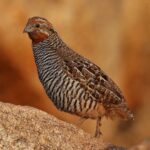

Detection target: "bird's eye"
[35, 24, 40, 28]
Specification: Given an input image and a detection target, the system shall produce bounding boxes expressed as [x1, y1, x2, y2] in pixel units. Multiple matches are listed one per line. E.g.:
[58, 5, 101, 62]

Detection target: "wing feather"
[62, 52, 124, 105]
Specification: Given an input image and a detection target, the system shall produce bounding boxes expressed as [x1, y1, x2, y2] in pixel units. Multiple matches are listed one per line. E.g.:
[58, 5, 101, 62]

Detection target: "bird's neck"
[32, 36, 64, 77]
[48, 32, 65, 49]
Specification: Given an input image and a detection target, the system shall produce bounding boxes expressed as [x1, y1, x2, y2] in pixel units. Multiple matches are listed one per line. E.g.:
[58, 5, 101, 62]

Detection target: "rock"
[0, 101, 126, 150]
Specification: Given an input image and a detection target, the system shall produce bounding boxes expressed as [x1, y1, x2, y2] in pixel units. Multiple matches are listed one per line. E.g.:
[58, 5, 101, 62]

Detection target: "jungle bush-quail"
[24, 16, 134, 137]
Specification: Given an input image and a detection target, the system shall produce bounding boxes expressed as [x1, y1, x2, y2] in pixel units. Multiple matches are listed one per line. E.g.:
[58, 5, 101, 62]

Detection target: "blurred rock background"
[0, 0, 150, 148]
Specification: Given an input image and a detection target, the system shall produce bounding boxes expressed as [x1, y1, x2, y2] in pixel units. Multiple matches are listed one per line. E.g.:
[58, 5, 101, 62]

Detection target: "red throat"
[29, 31, 49, 44]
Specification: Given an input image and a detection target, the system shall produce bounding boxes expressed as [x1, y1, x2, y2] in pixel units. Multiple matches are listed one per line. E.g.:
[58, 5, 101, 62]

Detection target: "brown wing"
[62, 53, 124, 106]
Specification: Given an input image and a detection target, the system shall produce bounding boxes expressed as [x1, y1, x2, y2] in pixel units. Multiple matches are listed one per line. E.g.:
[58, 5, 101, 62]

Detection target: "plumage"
[24, 16, 134, 137]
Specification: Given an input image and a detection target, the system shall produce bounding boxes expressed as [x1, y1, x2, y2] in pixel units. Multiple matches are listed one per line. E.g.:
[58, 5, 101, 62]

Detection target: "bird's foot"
[94, 129, 102, 138]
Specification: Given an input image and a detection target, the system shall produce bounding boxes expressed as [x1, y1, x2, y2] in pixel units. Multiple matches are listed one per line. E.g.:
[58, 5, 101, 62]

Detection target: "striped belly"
[42, 70, 101, 119]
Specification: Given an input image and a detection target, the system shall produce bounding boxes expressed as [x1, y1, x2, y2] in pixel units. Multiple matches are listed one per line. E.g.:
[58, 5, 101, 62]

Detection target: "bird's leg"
[75, 117, 87, 126]
[95, 116, 102, 138]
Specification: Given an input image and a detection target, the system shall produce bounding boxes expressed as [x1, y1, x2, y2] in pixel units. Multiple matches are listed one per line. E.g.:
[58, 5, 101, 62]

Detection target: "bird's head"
[23, 16, 55, 43]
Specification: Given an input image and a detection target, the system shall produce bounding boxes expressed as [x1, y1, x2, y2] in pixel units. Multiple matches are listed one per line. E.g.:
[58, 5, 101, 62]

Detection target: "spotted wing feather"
[62, 54, 123, 102]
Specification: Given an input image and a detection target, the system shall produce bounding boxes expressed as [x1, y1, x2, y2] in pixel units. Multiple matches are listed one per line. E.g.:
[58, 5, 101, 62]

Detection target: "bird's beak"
[23, 25, 32, 33]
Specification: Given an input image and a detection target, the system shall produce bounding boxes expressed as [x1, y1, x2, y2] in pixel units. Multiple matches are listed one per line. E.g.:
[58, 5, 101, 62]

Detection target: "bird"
[23, 16, 134, 137]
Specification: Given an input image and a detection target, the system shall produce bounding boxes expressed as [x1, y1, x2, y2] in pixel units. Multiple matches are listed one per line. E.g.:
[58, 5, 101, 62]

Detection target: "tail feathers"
[114, 103, 134, 120]
[105, 103, 134, 120]
[115, 107, 134, 120]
